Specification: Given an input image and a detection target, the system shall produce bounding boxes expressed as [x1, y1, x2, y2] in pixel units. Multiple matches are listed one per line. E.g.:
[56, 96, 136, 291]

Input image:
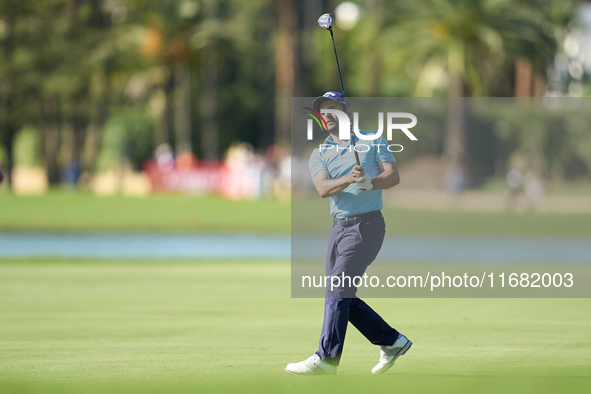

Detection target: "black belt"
[333, 210, 382, 227]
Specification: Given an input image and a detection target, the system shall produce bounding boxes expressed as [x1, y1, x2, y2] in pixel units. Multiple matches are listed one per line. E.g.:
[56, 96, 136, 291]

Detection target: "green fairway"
[0, 192, 290, 233]
[3, 191, 591, 236]
[1, 259, 590, 393]
[293, 197, 591, 237]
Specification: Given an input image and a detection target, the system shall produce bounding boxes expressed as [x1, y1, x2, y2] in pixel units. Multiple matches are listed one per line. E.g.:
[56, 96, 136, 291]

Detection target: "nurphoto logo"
[303, 108, 418, 152]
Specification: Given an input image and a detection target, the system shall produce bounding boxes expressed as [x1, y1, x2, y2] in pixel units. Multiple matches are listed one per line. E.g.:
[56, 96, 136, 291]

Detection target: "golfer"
[285, 92, 412, 375]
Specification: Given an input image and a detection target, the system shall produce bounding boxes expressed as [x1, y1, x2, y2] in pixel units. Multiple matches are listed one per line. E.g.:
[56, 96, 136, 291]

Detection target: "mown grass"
[2, 191, 591, 236]
[0, 259, 589, 393]
[0, 191, 290, 233]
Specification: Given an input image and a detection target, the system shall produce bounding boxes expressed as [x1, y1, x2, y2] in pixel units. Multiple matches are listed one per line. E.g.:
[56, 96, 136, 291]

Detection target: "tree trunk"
[3, 133, 16, 185]
[299, 0, 321, 97]
[199, 0, 219, 160]
[86, 72, 109, 176]
[257, 16, 275, 150]
[69, 88, 87, 185]
[364, 0, 383, 96]
[155, 73, 173, 147]
[0, 14, 16, 186]
[515, 58, 533, 97]
[200, 58, 219, 160]
[43, 97, 61, 184]
[71, 122, 83, 165]
[445, 74, 466, 168]
[174, 61, 192, 154]
[275, 0, 297, 147]
[0, 101, 17, 187]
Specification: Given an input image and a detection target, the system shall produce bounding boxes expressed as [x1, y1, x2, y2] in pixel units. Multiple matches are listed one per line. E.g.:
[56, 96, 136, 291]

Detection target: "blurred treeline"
[0, 0, 588, 187]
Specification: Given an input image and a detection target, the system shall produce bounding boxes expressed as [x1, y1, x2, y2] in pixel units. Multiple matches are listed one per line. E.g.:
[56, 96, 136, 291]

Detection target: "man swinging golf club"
[284, 91, 412, 376]
[285, 13, 412, 376]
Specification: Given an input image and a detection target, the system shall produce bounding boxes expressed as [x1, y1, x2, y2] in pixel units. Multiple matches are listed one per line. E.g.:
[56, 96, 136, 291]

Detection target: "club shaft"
[330, 30, 347, 104]
[330, 29, 360, 166]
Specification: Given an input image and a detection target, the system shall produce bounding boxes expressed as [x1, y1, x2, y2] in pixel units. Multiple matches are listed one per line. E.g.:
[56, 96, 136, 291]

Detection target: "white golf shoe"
[372, 333, 412, 375]
[285, 354, 337, 375]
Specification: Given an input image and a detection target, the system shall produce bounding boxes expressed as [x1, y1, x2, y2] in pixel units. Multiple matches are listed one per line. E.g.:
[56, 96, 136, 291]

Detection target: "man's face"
[319, 100, 346, 134]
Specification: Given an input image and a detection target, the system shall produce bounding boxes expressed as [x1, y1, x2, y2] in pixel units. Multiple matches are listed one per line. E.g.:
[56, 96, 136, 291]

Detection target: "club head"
[318, 13, 333, 30]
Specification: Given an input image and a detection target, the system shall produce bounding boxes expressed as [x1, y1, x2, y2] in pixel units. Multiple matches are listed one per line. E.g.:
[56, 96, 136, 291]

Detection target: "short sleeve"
[309, 149, 327, 178]
[375, 136, 396, 162]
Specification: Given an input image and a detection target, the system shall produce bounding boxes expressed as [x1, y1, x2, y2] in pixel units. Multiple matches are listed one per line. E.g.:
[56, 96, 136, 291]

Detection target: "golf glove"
[358, 174, 373, 191]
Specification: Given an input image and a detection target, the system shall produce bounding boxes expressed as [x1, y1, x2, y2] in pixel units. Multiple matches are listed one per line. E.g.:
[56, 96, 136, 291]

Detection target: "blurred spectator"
[289, 155, 313, 195]
[525, 174, 545, 210]
[506, 168, 523, 210]
[265, 144, 283, 170]
[221, 143, 264, 199]
[143, 141, 293, 198]
[444, 164, 464, 208]
[155, 143, 175, 172]
[176, 151, 198, 172]
[280, 154, 291, 186]
[262, 144, 293, 197]
[62, 161, 80, 187]
[273, 153, 291, 198]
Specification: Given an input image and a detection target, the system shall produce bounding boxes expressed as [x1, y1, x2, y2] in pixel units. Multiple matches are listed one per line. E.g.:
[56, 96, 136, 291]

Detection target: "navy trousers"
[316, 211, 399, 366]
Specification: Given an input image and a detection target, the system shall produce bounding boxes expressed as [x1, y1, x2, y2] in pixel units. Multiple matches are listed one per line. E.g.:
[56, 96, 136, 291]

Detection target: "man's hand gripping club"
[349, 165, 373, 191]
[312, 165, 373, 198]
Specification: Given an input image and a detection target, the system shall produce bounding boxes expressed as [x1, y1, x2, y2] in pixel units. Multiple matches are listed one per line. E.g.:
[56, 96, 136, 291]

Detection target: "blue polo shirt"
[309, 132, 395, 218]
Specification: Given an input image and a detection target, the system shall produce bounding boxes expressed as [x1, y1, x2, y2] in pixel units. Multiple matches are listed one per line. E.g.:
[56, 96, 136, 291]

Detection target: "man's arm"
[367, 161, 399, 190]
[312, 165, 365, 198]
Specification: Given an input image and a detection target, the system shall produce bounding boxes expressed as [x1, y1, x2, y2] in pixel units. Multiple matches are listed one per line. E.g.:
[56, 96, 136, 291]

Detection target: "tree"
[275, 0, 298, 147]
[0, 0, 28, 186]
[382, 0, 555, 172]
[136, 1, 195, 156]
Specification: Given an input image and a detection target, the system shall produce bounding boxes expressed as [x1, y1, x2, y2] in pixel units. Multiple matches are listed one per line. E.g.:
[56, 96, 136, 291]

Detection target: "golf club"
[318, 13, 360, 166]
